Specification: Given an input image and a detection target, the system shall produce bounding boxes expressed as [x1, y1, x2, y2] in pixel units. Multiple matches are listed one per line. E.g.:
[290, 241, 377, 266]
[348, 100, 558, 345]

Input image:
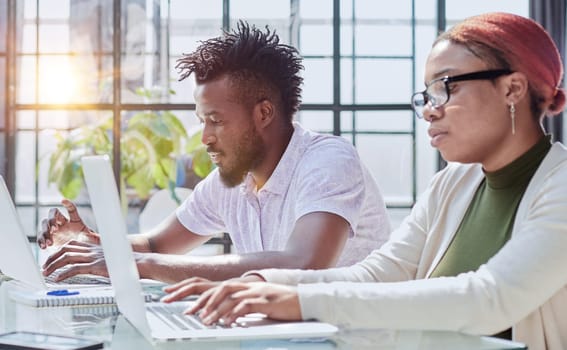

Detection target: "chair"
[138, 187, 224, 256]
[138, 187, 192, 233]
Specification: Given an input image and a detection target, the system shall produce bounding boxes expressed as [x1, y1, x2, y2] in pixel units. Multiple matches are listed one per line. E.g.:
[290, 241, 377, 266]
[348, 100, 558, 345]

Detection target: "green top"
[430, 135, 551, 279]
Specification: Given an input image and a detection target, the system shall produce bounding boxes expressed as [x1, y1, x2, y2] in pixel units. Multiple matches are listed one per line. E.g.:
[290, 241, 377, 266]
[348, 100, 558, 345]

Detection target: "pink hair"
[437, 12, 565, 117]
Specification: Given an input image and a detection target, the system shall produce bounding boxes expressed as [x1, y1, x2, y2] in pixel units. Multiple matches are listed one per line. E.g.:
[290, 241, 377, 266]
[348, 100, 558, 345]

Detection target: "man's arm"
[129, 212, 211, 254]
[137, 211, 349, 283]
[43, 209, 349, 284]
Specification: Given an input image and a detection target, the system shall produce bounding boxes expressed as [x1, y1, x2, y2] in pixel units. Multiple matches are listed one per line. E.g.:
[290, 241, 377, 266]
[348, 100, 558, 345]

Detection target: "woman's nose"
[422, 103, 442, 122]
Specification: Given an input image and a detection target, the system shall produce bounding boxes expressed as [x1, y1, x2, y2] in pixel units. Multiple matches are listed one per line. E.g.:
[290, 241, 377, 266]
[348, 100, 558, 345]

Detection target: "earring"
[509, 103, 516, 135]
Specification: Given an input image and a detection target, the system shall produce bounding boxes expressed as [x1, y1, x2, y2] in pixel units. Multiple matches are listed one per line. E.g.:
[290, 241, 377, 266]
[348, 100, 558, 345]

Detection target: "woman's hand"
[161, 274, 266, 303]
[185, 281, 302, 326]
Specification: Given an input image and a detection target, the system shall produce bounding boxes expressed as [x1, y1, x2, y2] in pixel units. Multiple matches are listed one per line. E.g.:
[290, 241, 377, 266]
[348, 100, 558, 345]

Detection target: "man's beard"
[218, 127, 266, 188]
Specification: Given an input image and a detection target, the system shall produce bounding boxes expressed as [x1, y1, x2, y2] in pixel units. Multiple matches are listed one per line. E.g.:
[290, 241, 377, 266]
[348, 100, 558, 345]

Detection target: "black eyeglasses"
[411, 69, 513, 119]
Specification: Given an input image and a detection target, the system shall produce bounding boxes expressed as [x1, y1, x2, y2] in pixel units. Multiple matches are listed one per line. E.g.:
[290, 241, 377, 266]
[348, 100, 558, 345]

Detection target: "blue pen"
[46, 289, 80, 296]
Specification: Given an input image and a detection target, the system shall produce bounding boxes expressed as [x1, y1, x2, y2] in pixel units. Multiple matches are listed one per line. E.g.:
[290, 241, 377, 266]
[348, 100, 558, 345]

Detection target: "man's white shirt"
[176, 122, 390, 266]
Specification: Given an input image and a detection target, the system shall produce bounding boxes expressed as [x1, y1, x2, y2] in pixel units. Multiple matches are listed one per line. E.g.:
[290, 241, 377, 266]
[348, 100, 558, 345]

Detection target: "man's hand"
[37, 199, 100, 249]
[184, 282, 302, 326]
[161, 274, 266, 303]
[41, 240, 108, 281]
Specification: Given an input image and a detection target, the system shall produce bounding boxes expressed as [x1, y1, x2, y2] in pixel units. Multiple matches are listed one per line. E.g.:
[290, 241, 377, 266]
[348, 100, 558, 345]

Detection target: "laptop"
[0, 176, 109, 290]
[81, 154, 338, 342]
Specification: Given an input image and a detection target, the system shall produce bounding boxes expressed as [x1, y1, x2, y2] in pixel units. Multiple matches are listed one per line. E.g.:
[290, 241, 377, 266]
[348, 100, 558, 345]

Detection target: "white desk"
[0, 281, 527, 349]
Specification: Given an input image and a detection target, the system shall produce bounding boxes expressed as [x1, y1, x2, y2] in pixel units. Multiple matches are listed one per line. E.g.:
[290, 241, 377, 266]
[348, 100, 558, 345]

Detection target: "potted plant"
[45, 88, 213, 205]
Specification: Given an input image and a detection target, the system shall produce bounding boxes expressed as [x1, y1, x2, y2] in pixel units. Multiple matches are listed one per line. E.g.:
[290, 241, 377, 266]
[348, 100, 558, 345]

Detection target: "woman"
[164, 13, 567, 349]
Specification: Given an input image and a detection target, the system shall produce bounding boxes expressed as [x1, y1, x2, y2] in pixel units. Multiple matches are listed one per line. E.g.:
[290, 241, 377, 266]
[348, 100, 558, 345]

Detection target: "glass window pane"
[414, 24, 438, 89]
[169, 26, 223, 56]
[230, 1, 291, 46]
[300, 0, 333, 19]
[231, 0, 290, 19]
[340, 0, 353, 19]
[356, 134, 414, 206]
[354, 111, 414, 133]
[300, 24, 332, 56]
[355, 24, 412, 56]
[296, 111, 333, 134]
[15, 131, 36, 203]
[23, 0, 37, 20]
[17, 206, 37, 239]
[39, 24, 70, 53]
[70, 1, 113, 54]
[16, 111, 35, 129]
[340, 111, 354, 132]
[38, 110, 111, 130]
[355, 0, 412, 20]
[340, 23, 353, 56]
[446, 0, 529, 21]
[302, 58, 332, 103]
[169, 56, 196, 104]
[121, 1, 149, 103]
[166, 5, 222, 104]
[37, 55, 111, 104]
[341, 58, 353, 104]
[39, 128, 78, 202]
[415, 0, 437, 21]
[170, 0, 221, 19]
[39, 0, 70, 19]
[169, 22, 224, 102]
[21, 23, 37, 53]
[37, 56, 76, 104]
[17, 55, 36, 104]
[354, 59, 412, 104]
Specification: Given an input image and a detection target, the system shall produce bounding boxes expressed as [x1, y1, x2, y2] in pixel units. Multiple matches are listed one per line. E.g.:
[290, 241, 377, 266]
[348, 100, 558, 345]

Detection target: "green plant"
[46, 88, 213, 203]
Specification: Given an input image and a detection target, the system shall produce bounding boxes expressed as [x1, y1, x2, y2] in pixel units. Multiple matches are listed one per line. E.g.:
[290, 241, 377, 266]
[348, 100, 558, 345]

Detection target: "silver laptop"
[81, 154, 338, 342]
[0, 176, 109, 290]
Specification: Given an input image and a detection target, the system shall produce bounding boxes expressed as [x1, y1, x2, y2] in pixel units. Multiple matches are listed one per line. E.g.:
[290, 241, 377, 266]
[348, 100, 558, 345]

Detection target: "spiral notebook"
[8, 281, 156, 308]
[8, 284, 153, 308]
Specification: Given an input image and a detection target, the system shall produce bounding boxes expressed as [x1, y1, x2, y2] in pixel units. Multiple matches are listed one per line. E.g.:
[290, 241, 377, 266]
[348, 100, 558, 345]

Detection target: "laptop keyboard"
[45, 271, 111, 285]
[148, 304, 224, 331]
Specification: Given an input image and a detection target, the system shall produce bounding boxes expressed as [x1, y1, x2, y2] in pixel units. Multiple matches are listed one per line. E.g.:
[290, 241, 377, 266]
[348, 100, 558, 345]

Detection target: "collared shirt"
[176, 122, 391, 266]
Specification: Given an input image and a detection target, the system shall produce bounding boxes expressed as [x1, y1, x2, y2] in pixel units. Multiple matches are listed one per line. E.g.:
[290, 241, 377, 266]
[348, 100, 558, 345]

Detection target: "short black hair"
[176, 20, 304, 122]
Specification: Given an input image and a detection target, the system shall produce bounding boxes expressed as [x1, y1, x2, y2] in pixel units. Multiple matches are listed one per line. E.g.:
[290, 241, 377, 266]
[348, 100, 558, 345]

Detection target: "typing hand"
[161, 274, 266, 303]
[185, 282, 302, 326]
[37, 199, 100, 249]
[161, 277, 221, 303]
[41, 241, 108, 281]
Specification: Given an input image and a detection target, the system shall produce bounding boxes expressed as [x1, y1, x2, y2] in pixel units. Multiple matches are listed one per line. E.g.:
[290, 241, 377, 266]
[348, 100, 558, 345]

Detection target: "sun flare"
[38, 56, 81, 104]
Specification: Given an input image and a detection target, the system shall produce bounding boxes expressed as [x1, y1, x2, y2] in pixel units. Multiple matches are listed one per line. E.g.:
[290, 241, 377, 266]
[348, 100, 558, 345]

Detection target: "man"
[38, 21, 391, 284]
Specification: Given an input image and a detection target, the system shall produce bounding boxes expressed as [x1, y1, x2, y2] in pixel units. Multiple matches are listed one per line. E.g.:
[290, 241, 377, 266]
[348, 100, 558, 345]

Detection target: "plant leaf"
[186, 129, 204, 153]
[192, 147, 214, 178]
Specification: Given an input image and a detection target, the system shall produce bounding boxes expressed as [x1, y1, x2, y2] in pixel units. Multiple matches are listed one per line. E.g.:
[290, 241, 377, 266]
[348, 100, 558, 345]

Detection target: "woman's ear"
[504, 71, 529, 104]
